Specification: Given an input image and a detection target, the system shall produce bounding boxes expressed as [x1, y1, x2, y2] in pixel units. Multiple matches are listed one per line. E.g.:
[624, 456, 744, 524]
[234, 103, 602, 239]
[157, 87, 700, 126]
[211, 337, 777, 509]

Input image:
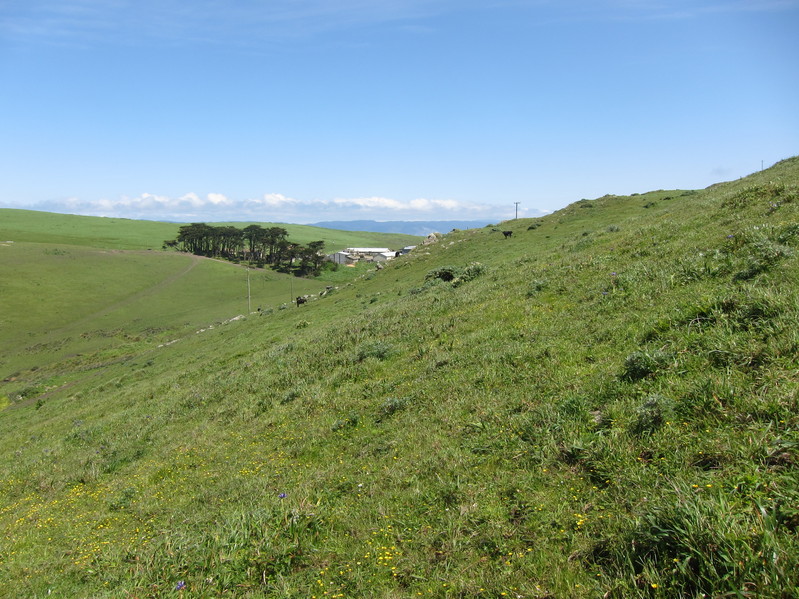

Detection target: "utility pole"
[514, 202, 520, 220]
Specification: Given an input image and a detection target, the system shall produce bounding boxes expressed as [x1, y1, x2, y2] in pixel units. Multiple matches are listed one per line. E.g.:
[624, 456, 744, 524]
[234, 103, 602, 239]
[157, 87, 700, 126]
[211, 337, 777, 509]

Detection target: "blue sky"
[1, 0, 797, 224]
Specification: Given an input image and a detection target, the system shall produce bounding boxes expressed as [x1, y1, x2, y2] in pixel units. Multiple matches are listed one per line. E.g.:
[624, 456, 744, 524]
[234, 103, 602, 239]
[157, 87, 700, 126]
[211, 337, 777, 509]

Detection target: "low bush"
[356, 340, 393, 361]
[629, 394, 675, 437]
[621, 350, 670, 381]
[376, 396, 411, 421]
[424, 262, 486, 287]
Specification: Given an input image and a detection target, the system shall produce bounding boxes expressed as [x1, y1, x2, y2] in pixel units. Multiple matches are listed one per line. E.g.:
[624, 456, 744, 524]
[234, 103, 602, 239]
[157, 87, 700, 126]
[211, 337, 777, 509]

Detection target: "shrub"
[356, 341, 393, 362]
[426, 266, 460, 282]
[525, 279, 548, 297]
[452, 262, 485, 287]
[732, 236, 793, 281]
[332, 412, 359, 431]
[376, 396, 411, 421]
[425, 263, 486, 287]
[721, 182, 799, 210]
[776, 223, 799, 244]
[621, 350, 670, 381]
[281, 388, 302, 405]
[597, 493, 786, 597]
[629, 394, 675, 436]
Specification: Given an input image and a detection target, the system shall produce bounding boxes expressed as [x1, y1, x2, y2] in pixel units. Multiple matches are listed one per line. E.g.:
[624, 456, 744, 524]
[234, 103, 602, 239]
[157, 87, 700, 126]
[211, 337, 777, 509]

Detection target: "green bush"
[376, 396, 411, 421]
[332, 411, 359, 431]
[356, 340, 393, 361]
[621, 350, 670, 381]
[452, 262, 486, 287]
[426, 265, 460, 282]
[525, 279, 548, 296]
[629, 394, 675, 436]
[424, 263, 486, 287]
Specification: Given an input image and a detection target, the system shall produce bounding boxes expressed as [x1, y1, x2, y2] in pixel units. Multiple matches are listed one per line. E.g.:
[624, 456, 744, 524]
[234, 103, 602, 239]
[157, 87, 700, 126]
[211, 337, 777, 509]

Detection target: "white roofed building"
[327, 247, 395, 264]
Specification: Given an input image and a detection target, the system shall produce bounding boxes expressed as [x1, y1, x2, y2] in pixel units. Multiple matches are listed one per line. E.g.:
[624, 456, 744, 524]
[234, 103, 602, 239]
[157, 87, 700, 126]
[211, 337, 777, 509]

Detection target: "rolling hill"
[0, 209, 421, 252]
[1, 158, 798, 598]
[0, 215, 420, 378]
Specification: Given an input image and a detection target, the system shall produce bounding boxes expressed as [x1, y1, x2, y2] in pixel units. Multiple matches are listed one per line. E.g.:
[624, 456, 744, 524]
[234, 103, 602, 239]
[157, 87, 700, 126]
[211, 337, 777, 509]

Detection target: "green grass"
[0, 212, 420, 381]
[1, 157, 798, 598]
[0, 209, 179, 250]
[0, 209, 420, 252]
[0, 243, 322, 378]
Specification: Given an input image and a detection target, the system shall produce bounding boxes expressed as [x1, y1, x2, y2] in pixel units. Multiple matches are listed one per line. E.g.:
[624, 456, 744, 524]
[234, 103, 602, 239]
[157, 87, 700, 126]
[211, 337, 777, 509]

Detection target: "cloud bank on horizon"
[28, 193, 529, 224]
[1, 0, 797, 223]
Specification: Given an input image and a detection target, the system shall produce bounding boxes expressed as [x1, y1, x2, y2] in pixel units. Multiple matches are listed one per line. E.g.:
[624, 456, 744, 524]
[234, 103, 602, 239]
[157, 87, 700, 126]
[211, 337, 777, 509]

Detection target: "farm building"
[328, 247, 395, 264]
[328, 251, 354, 265]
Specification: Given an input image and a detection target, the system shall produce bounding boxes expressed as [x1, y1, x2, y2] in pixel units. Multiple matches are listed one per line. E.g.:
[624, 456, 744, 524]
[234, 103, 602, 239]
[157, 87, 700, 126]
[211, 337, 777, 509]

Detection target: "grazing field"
[0, 213, 419, 380]
[1, 157, 798, 598]
[0, 243, 322, 377]
[0, 209, 421, 252]
[0, 210, 179, 250]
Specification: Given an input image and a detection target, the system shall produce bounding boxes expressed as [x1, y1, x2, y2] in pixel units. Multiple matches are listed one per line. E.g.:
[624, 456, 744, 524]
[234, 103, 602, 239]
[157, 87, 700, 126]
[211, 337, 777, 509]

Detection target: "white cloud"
[248, 193, 302, 207]
[28, 190, 513, 223]
[178, 193, 203, 207]
[333, 196, 405, 210]
[207, 193, 232, 206]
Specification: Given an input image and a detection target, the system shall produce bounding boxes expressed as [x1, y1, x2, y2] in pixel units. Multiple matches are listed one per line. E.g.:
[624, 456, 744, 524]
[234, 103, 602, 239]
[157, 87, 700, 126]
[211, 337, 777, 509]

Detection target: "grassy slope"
[0, 209, 420, 252]
[0, 212, 420, 378]
[0, 244, 324, 379]
[1, 159, 798, 598]
[0, 210, 179, 250]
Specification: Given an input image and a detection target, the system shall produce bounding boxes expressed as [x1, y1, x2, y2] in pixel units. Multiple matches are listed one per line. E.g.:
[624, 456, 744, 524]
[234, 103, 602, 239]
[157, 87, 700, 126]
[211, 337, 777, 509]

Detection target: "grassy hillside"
[0, 243, 326, 378]
[0, 209, 420, 252]
[1, 158, 798, 598]
[0, 210, 179, 250]
[0, 212, 420, 378]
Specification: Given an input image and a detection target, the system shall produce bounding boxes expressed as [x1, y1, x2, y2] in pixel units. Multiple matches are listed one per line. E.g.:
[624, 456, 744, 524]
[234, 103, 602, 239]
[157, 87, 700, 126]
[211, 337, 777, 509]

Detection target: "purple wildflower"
[176, 581, 186, 591]
[278, 492, 287, 498]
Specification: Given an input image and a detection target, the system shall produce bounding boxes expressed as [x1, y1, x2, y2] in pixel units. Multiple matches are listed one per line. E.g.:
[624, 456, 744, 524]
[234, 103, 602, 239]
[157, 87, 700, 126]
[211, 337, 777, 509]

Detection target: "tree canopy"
[166, 224, 326, 275]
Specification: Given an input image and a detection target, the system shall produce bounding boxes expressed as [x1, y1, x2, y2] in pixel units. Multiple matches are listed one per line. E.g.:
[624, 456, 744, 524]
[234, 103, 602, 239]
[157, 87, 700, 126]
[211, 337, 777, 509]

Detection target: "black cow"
[502, 230, 513, 239]
[296, 296, 307, 306]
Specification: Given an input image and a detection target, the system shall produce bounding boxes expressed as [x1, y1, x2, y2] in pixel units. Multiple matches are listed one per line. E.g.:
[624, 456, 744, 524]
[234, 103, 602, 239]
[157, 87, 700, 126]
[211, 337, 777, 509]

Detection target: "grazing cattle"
[296, 296, 307, 306]
[502, 230, 513, 239]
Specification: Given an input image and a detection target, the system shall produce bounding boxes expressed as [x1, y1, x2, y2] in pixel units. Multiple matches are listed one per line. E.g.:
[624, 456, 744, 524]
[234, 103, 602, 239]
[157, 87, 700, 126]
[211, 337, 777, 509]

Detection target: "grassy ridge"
[0, 210, 178, 250]
[0, 209, 421, 252]
[1, 158, 798, 598]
